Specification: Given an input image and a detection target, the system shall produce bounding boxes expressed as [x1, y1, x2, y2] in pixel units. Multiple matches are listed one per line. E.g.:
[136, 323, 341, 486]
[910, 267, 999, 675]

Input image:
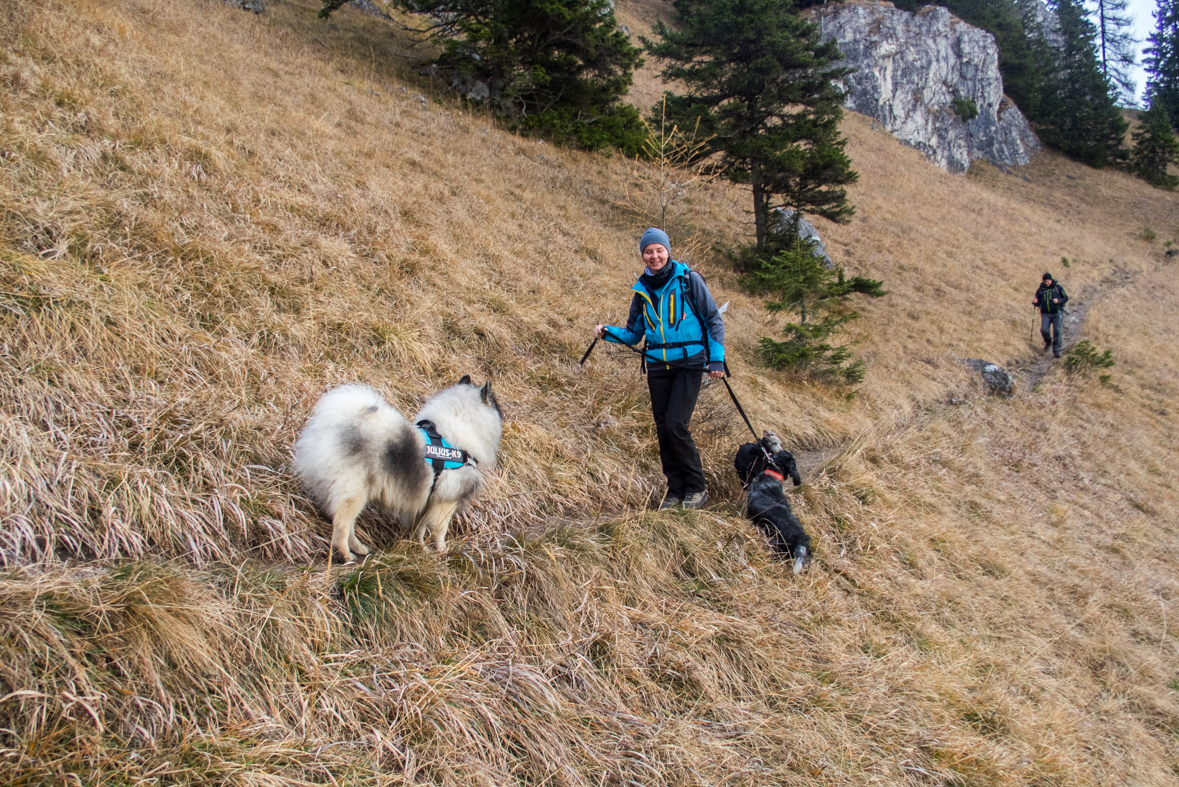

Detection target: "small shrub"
[951, 97, 979, 121]
[1061, 340, 1115, 376]
[748, 228, 885, 389]
[617, 96, 713, 229]
[1142, 227, 1157, 242]
[520, 104, 649, 156]
[757, 319, 867, 387]
[1061, 255, 1070, 267]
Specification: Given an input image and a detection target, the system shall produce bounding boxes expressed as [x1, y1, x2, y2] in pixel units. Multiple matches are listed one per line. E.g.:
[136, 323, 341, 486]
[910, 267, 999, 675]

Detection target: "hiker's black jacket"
[1033, 282, 1069, 314]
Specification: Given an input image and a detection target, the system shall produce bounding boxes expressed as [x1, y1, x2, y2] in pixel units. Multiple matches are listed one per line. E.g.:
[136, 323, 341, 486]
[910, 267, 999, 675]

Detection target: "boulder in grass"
[772, 209, 834, 270]
[452, 75, 491, 102]
[224, 0, 264, 12]
[349, 0, 394, 20]
[960, 358, 1014, 396]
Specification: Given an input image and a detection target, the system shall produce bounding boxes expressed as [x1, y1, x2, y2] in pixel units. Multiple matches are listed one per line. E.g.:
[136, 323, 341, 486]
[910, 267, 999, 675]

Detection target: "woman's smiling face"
[642, 243, 669, 270]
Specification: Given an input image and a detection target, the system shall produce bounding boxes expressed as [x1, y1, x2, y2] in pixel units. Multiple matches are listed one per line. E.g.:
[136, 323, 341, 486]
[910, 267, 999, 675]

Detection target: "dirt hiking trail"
[1019, 267, 1136, 390]
[787, 266, 1139, 482]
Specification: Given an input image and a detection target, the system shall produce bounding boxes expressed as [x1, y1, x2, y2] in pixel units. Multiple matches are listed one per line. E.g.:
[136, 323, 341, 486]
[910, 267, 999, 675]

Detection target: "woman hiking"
[594, 228, 726, 510]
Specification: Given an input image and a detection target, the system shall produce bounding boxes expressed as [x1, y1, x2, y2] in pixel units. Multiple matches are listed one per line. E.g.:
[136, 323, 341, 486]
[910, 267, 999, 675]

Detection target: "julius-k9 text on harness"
[416, 419, 475, 494]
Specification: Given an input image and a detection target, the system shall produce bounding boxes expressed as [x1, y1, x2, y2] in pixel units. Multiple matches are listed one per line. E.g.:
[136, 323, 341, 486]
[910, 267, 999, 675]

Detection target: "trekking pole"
[580, 326, 627, 366]
[578, 338, 599, 366]
[1031, 306, 1038, 343]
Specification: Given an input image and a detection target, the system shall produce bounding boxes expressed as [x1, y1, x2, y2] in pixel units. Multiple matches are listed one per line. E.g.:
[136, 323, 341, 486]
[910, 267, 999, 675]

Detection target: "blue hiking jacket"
[602, 261, 725, 371]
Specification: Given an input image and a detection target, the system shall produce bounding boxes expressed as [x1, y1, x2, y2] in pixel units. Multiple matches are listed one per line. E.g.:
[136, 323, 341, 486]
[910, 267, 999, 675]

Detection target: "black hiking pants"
[1041, 311, 1064, 354]
[647, 367, 706, 499]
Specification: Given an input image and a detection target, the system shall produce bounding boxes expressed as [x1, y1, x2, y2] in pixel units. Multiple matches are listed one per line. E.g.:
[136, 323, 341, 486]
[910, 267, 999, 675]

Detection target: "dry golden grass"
[2, 0, 1179, 783]
[613, 0, 679, 115]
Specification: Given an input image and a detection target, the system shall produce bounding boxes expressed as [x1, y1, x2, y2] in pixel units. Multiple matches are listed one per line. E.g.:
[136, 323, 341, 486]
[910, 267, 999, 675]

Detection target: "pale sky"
[1125, 0, 1158, 105]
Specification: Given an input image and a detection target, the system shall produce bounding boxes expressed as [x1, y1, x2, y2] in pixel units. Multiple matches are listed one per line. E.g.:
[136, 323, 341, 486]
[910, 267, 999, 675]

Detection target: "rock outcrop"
[960, 358, 1015, 396]
[773, 210, 835, 269]
[815, 2, 1039, 173]
[224, 0, 265, 13]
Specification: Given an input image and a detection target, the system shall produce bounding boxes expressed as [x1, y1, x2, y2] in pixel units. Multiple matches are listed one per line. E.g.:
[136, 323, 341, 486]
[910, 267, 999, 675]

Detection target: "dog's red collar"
[763, 469, 784, 482]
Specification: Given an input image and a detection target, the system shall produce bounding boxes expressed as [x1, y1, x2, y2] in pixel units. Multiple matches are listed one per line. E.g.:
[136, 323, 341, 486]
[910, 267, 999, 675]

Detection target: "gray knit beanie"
[640, 227, 671, 256]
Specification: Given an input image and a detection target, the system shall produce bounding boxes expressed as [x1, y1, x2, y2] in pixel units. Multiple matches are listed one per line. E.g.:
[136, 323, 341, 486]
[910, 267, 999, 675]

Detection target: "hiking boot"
[1053, 350, 1062, 358]
[682, 491, 709, 509]
[660, 496, 682, 510]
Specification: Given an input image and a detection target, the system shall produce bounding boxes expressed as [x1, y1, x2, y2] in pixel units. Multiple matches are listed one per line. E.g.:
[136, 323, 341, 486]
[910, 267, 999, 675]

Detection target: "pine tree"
[1035, 0, 1128, 165]
[643, 0, 858, 253]
[1143, 0, 1179, 127]
[1088, 0, 1139, 104]
[1131, 102, 1179, 188]
[319, 0, 646, 152]
[752, 229, 886, 387]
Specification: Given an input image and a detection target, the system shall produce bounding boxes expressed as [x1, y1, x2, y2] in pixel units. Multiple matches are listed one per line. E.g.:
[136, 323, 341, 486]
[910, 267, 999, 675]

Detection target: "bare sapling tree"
[617, 97, 714, 260]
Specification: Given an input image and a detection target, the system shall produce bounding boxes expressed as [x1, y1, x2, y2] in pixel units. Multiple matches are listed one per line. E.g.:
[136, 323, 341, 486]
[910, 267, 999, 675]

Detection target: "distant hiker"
[1033, 272, 1069, 358]
[594, 228, 726, 510]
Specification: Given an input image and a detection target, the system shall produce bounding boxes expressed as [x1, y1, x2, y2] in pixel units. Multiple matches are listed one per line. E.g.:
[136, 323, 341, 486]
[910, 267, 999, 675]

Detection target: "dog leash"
[585, 328, 771, 456]
[719, 377, 763, 445]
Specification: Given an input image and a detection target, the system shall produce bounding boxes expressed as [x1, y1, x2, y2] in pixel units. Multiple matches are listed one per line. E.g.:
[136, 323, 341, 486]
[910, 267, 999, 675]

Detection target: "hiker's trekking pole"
[1031, 306, 1039, 342]
[579, 337, 599, 366]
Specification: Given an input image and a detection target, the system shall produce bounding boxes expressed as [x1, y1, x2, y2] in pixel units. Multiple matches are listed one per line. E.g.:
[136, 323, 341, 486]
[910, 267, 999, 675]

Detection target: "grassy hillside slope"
[2, 0, 1178, 783]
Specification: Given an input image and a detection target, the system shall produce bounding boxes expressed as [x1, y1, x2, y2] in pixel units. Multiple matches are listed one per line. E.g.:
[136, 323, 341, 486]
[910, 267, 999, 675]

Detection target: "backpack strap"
[680, 268, 724, 372]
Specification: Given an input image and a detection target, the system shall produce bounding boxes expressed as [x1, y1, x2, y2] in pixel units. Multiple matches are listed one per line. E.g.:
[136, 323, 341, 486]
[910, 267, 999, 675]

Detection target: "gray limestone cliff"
[815, 2, 1039, 173]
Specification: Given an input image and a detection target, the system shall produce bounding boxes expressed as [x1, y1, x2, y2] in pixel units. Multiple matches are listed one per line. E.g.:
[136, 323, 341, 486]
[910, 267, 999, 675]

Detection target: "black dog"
[743, 449, 810, 574]
[735, 431, 800, 489]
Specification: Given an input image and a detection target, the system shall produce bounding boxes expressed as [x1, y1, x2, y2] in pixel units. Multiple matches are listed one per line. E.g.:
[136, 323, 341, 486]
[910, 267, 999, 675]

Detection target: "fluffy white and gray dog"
[294, 376, 502, 562]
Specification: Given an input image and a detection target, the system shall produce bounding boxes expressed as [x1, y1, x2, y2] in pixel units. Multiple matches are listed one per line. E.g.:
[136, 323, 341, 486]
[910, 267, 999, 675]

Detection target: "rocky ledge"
[815, 1, 1039, 173]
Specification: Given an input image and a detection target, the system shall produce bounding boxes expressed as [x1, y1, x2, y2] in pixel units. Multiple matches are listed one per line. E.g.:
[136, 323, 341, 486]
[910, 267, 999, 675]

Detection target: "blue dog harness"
[416, 420, 475, 493]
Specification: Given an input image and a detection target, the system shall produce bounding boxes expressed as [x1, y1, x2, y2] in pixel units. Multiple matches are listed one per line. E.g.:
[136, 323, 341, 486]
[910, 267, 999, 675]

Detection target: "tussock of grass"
[2, 0, 1179, 783]
[0, 512, 1103, 785]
